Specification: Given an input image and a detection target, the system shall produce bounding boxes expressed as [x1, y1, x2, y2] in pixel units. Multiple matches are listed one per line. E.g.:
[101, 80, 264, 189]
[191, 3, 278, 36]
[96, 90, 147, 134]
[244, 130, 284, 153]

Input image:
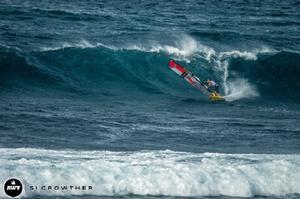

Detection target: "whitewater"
[1, 148, 300, 197]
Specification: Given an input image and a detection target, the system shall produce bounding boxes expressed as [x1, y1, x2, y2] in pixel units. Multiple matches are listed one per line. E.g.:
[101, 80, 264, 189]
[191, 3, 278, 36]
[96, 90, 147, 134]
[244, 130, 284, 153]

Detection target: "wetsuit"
[207, 80, 219, 93]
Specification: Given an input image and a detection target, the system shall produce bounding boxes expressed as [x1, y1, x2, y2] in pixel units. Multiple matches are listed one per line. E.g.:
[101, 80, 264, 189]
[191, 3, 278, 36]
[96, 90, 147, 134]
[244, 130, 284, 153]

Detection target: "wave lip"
[0, 148, 299, 197]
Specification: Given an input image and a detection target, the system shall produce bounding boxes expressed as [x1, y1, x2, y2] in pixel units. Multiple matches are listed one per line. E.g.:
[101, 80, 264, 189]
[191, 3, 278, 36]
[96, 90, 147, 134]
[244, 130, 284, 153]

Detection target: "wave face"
[1, 39, 300, 102]
[228, 51, 300, 101]
[0, 148, 299, 197]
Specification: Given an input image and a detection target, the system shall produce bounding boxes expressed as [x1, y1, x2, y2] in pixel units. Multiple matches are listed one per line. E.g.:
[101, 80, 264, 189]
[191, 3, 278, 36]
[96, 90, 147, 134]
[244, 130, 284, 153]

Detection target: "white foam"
[124, 35, 198, 62]
[218, 47, 275, 61]
[220, 50, 258, 60]
[39, 40, 110, 51]
[0, 148, 299, 197]
[223, 79, 259, 102]
[38, 35, 199, 62]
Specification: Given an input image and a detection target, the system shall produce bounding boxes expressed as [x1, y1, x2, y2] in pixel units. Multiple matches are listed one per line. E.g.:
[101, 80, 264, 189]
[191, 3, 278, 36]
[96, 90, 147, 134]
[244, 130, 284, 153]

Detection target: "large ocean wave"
[1, 37, 300, 102]
[0, 148, 299, 197]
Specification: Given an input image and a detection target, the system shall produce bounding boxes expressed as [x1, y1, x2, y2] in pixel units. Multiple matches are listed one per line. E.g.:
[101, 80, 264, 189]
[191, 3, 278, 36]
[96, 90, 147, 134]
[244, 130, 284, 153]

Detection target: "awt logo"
[4, 178, 23, 197]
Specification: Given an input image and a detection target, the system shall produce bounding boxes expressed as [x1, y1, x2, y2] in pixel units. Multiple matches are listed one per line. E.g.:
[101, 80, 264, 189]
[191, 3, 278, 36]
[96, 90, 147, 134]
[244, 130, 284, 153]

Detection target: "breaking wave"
[1, 36, 300, 102]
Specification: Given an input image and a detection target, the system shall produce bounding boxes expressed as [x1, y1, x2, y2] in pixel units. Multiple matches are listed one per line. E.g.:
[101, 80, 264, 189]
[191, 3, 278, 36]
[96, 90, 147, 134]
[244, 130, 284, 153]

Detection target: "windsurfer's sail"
[169, 60, 224, 101]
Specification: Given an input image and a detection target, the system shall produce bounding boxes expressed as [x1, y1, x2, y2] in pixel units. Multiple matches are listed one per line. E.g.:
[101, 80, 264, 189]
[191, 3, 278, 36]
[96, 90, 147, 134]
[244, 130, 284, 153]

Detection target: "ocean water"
[0, 0, 300, 198]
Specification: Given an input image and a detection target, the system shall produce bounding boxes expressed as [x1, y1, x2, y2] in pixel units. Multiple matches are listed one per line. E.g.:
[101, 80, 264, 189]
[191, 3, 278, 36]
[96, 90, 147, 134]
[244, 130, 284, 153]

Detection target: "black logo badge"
[4, 178, 23, 197]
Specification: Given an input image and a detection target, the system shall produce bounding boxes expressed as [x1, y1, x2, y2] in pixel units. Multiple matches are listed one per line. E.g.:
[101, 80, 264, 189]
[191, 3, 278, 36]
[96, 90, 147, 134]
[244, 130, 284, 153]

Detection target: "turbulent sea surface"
[1, 0, 300, 198]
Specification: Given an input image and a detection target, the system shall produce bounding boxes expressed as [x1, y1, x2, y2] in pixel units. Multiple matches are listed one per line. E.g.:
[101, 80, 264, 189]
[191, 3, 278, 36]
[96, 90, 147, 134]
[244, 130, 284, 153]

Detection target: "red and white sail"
[169, 60, 209, 94]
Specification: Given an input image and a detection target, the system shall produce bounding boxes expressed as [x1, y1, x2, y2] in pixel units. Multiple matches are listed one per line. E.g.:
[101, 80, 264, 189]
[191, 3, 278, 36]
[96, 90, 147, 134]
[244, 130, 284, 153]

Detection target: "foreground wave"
[0, 148, 299, 197]
[1, 38, 300, 101]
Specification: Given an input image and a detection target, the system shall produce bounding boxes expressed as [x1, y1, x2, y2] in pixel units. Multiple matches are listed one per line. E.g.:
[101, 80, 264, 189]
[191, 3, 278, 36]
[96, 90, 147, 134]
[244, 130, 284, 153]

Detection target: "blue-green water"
[0, 0, 300, 198]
